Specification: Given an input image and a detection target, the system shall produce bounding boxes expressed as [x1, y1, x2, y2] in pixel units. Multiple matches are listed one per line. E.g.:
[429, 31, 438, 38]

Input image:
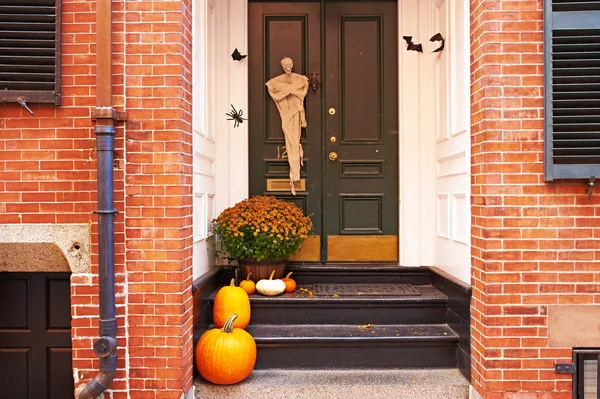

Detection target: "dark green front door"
[249, 1, 399, 262]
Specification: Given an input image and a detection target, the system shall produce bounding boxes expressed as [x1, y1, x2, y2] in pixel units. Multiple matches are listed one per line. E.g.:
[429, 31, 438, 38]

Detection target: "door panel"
[325, 2, 398, 260]
[340, 18, 383, 143]
[193, 0, 220, 275]
[249, 2, 322, 262]
[0, 273, 74, 399]
[328, 235, 398, 261]
[249, 1, 398, 262]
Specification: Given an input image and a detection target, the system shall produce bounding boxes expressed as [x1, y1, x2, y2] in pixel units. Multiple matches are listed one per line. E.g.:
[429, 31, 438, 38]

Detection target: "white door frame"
[212, 0, 470, 270]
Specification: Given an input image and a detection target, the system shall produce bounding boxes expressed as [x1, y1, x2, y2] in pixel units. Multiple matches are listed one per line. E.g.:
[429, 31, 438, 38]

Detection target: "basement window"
[574, 350, 600, 398]
[543, 0, 600, 180]
[0, 0, 61, 106]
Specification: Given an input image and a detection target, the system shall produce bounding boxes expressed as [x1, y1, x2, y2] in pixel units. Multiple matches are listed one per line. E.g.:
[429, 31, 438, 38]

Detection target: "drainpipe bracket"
[93, 209, 119, 215]
[92, 107, 128, 122]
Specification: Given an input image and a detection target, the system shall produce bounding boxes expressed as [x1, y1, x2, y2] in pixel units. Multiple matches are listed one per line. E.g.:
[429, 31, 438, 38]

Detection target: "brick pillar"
[124, 0, 194, 397]
[470, 0, 599, 398]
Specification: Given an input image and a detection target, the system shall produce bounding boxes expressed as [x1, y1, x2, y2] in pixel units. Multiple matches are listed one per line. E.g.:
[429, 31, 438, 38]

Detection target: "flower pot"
[238, 258, 286, 282]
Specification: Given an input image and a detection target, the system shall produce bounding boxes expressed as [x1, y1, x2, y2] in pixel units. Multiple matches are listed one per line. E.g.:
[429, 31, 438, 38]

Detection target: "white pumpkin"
[256, 270, 286, 296]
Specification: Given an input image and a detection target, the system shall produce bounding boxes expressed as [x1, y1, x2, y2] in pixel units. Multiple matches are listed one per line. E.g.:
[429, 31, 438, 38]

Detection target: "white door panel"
[192, 0, 221, 278]
[433, 0, 470, 284]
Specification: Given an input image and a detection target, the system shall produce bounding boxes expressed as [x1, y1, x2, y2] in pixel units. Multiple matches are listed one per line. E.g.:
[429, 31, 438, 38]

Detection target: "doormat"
[311, 283, 420, 296]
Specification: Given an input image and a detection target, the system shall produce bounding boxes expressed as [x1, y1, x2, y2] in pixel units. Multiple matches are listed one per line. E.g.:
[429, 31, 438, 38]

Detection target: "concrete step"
[212, 284, 449, 325]
[245, 323, 459, 369]
[194, 368, 469, 399]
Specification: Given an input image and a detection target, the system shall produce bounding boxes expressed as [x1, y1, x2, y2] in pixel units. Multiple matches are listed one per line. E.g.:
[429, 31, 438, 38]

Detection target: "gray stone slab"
[548, 305, 600, 347]
[195, 369, 469, 399]
[0, 224, 90, 273]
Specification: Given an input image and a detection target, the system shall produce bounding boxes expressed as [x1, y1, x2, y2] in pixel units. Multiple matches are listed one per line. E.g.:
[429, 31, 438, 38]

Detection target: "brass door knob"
[328, 152, 338, 161]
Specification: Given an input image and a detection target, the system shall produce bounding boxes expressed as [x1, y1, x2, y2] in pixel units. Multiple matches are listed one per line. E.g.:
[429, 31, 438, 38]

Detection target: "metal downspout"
[78, 0, 118, 397]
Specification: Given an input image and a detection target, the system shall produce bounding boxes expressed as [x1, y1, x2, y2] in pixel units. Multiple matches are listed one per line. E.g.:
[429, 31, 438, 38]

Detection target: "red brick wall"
[123, 0, 194, 397]
[470, 0, 599, 398]
[0, 0, 194, 397]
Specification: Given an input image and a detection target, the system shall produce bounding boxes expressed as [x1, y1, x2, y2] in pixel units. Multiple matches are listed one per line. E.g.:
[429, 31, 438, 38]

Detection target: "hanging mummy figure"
[226, 105, 247, 128]
[265, 57, 309, 195]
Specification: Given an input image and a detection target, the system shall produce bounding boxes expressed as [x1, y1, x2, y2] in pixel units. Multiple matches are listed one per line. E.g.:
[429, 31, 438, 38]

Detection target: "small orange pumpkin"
[281, 272, 296, 293]
[195, 314, 256, 385]
[213, 279, 250, 329]
[239, 273, 256, 295]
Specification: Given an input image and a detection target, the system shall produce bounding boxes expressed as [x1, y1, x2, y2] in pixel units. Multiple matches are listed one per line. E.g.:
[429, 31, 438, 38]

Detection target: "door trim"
[221, 0, 457, 266]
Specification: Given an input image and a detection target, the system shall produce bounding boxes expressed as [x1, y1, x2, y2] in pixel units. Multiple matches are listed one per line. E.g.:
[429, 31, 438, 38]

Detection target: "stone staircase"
[194, 264, 471, 398]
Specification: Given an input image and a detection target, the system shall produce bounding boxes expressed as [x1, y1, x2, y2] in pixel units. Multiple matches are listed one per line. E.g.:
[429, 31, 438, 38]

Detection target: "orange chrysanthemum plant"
[213, 195, 313, 261]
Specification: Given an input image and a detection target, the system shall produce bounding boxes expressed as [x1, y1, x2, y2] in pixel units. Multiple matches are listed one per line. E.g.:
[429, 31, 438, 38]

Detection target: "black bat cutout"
[430, 33, 445, 53]
[226, 104, 247, 128]
[403, 36, 423, 53]
[231, 48, 247, 61]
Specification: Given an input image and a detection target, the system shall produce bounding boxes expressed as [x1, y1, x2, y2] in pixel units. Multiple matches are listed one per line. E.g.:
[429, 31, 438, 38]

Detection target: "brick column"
[470, 0, 599, 398]
[123, 0, 194, 397]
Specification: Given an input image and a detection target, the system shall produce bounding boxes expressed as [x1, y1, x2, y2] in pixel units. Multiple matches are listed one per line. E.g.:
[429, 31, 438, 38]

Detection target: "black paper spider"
[225, 104, 247, 128]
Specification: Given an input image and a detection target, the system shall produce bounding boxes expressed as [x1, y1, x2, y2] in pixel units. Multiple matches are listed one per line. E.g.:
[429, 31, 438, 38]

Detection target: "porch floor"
[194, 368, 469, 399]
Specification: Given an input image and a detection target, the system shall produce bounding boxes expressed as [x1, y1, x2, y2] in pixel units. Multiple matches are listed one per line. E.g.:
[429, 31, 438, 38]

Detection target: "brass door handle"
[328, 152, 338, 161]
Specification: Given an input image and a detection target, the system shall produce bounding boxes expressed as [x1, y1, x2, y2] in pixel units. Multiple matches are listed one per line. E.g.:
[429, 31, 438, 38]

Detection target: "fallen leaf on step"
[359, 323, 374, 329]
[299, 287, 315, 297]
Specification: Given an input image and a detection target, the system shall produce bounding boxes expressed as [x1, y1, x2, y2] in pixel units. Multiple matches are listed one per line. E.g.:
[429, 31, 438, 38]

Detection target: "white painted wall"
[225, 0, 250, 206]
[212, 0, 249, 221]
[192, 0, 249, 279]
[399, 0, 437, 267]
[400, 0, 471, 285]
[192, 0, 217, 278]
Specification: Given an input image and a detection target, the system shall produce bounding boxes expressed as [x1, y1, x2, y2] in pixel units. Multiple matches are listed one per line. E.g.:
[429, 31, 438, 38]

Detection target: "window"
[544, 0, 600, 180]
[0, 0, 61, 105]
[575, 350, 599, 398]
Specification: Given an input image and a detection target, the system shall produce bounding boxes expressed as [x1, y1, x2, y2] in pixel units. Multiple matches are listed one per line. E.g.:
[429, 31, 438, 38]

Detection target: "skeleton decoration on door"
[266, 57, 309, 195]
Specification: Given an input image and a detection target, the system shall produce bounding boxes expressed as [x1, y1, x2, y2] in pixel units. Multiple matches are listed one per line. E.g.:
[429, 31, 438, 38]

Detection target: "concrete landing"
[195, 368, 469, 399]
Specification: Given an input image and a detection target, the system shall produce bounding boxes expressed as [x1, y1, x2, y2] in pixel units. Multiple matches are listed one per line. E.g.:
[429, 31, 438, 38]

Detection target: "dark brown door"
[0, 273, 74, 399]
[249, 1, 398, 262]
[324, 2, 398, 261]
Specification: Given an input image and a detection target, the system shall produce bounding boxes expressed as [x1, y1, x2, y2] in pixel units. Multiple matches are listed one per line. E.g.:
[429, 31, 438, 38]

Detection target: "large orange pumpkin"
[213, 279, 251, 329]
[195, 314, 257, 385]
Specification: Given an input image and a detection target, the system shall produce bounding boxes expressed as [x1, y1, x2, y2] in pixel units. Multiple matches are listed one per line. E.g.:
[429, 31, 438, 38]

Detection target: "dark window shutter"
[0, 0, 61, 105]
[544, 0, 600, 180]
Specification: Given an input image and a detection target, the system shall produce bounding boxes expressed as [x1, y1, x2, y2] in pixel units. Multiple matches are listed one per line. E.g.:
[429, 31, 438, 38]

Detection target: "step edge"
[236, 323, 458, 330]
[285, 264, 428, 271]
[245, 324, 460, 342]
[245, 298, 449, 305]
[253, 337, 460, 344]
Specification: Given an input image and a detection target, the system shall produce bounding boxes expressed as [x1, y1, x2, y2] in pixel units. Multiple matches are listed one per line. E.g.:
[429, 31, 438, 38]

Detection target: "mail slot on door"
[266, 179, 306, 192]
